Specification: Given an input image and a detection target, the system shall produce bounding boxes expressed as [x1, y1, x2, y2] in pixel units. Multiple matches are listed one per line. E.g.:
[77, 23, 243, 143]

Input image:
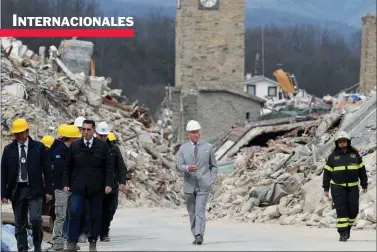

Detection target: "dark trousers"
[11, 184, 43, 252]
[63, 219, 69, 240]
[42, 199, 55, 222]
[68, 192, 103, 243]
[80, 199, 91, 235]
[331, 184, 359, 234]
[100, 189, 119, 237]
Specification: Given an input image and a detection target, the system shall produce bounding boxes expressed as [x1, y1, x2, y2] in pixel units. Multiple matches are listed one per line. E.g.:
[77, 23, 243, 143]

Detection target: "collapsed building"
[0, 37, 184, 211]
[207, 88, 376, 230]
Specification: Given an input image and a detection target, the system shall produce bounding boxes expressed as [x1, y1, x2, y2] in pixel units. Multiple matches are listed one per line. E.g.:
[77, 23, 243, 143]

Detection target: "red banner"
[0, 29, 134, 37]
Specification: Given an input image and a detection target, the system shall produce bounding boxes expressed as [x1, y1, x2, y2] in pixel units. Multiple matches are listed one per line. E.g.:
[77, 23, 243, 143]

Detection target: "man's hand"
[1, 198, 8, 204]
[45, 194, 52, 203]
[63, 187, 70, 192]
[324, 191, 330, 197]
[105, 186, 112, 194]
[188, 164, 197, 173]
[361, 188, 368, 194]
[119, 184, 127, 193]
[126, 173, 133, 180]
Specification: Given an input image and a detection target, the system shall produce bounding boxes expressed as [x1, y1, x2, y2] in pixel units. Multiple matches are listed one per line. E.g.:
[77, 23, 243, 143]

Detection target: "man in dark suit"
[1, 118, 53, 252]
[63, 120, 114, 252]
[95, 122, 130, 242]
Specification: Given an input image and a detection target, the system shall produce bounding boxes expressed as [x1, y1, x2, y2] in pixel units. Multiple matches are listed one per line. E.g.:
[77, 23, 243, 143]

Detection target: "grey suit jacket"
[176, 140, 218, 193]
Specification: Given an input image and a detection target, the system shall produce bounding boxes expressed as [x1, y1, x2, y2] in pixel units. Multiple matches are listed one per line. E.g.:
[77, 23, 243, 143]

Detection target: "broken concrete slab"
[18, 45, 28, 58]
[315, 113, 342, 137]
[38, 46, 46, 66]
[2, 83, 26, 98]
[89, 76, 105, 95]
[218, 119, 320, 162]
[315, 92, 376, 159]
[59, 39, 93, 75]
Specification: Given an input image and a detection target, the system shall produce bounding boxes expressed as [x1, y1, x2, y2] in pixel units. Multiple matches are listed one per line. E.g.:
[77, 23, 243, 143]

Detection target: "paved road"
[79, 207, 376, 251]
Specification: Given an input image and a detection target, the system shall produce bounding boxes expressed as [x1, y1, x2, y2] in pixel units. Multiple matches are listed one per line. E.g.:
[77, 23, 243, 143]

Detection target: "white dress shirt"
[83, 137, 94, 148]
[18, 138, 29, 182]
[186, 141, 199, 172]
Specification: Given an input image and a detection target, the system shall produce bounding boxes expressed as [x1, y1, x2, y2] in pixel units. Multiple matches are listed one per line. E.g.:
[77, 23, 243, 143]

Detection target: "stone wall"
[171, 89, 262, 143]
[197, 91, 261, 141]
[171, 89, 199, 143]
[175, 0, 245, 91]
[360, 14, 376, 94]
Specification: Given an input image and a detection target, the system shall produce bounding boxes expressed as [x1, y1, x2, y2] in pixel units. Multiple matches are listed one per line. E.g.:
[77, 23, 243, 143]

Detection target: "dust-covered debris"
[207, 91, 376, 230]
[1, 37, 183, 210]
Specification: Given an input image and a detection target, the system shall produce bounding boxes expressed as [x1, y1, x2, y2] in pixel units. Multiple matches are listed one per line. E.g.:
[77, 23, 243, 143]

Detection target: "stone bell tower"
[171, 0, 260, 143]
[175, 0, 245, 91]
[359, 13, 376, 94]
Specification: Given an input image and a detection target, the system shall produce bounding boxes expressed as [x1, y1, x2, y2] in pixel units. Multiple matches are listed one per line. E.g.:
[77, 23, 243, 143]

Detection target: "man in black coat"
[63, 120, 114, 252]
[95, 122, 130, 242]
[1, 118, 53, 252]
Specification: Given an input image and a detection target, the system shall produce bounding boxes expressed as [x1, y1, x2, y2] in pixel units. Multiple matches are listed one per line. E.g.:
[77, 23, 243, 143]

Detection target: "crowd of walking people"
[1, 116, 132, 252]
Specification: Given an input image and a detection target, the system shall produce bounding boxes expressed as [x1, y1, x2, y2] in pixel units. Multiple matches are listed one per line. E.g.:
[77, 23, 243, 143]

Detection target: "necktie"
[20, 144, 27, 180]
[194, 144, 198, 160]
[86, 141, 90, 148]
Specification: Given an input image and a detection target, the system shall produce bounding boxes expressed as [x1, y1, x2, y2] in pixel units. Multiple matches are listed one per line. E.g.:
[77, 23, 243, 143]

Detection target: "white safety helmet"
[74, 116, 86, 128]
[186, 120, 201, 132]
[334, 130, 351, 142]
[96, 121, 110, 135]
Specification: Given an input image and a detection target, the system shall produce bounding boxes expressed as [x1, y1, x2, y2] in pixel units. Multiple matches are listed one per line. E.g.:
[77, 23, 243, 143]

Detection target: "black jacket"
[108, 140, 128, 189]
[47, 139, 61, 181]
[62, 137, 114, 195]
[323, 146, 368, 191]
[50, 139, 61, 153]
[51, 142, 68, 190]
[1, 136, 53, 199]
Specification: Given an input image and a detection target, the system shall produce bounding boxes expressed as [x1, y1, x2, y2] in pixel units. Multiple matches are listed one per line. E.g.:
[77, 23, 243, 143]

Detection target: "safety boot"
[339, 232, 347, 242]
[346, 226, 351, 239]
[52, 242, 64, 251]
[64, 241, 78, 252]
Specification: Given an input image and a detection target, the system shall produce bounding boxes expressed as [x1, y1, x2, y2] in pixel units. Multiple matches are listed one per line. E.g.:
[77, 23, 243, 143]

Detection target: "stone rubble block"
[59, 39, 94, 75]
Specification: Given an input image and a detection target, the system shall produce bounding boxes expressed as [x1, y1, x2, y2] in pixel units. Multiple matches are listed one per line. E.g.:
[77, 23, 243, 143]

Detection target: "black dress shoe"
[100, 235, 110, 242]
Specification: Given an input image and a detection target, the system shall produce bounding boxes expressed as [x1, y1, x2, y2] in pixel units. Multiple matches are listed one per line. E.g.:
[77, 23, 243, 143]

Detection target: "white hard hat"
[74, 116, 86, 128]
[96, 121, 110, 135]
[186, 120, 201, 132]
[335, 130, 350, 141]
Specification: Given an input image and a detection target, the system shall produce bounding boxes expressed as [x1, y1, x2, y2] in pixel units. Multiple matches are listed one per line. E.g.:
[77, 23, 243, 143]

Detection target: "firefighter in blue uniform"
[323, 131, 368, 241]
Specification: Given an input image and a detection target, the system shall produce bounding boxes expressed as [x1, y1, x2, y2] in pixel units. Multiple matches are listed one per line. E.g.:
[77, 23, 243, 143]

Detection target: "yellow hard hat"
[335, 130, 350, 141]
[11, 118, 29, 133]
[41, 135, 55, 148]
[63, 125, 82, 138]
[108, 132, 117, 141]
[57, 124, 69, 136]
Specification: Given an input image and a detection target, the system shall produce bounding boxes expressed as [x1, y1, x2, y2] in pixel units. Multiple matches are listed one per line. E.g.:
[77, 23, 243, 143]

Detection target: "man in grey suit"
[176, 120, 218, 245]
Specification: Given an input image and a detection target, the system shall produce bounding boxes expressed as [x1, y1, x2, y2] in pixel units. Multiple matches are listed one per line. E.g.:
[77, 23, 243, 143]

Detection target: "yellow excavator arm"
[273, 69, 296, 94]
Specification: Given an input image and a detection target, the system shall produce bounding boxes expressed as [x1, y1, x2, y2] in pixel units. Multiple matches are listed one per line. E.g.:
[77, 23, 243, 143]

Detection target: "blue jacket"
[51, 142, 68, 190]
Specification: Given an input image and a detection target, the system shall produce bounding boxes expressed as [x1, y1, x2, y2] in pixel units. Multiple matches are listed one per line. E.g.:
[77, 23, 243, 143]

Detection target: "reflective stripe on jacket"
[322, 147, 368, 190]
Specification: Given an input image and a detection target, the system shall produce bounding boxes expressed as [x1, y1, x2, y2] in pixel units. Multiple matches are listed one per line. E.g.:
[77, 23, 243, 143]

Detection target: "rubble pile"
[0, 37, 183, 209]
[153, 86, 174, 143]
[208, 91, 376, 230]
[263, 89, 331, 115]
